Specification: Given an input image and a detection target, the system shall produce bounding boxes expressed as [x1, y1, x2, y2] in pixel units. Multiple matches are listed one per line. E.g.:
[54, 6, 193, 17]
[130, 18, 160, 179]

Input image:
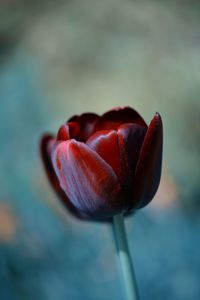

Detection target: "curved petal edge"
[40, 135, 85, 218]
[52, 140, 123, 219]
[133, 113, 163, 209]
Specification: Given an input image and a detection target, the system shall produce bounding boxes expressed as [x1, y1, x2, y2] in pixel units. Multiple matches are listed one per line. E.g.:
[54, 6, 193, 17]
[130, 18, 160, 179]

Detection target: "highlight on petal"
[133, 113, 163, 209]
[68, 113, 100, 141]
[86, 130, 122, 183]
[52, 140, 122, 219]
[93, 106, 147, 133]
[57, 122, 80, 141]
[40, 135, 85, 218]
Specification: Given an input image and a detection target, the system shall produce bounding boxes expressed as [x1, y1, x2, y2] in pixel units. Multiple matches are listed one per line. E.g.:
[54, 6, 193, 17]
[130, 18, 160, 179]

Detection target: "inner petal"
[93, 107, 147, 133]
[86, 130, 122, 183]
[68, 113, 100, 141]
[57, 122, 80, 141]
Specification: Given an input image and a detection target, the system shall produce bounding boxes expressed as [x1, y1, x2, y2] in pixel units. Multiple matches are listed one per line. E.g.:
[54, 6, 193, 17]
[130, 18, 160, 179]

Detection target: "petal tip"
[155, 112, 162, 120]
[150, 112, 163, 130]
[57, 124, 69, 141]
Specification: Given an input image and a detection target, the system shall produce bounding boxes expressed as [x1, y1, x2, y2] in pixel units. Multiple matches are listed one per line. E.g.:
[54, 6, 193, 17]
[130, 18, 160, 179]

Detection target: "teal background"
[0, 1, 200, 299]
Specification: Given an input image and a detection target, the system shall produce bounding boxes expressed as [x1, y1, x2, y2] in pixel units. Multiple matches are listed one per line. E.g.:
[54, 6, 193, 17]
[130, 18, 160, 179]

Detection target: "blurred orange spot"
[0, 203, 17, 242]
[151, 166, 178, 210]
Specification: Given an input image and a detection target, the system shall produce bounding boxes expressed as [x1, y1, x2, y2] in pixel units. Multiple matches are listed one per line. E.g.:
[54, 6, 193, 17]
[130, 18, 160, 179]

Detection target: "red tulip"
[40, 107, 163, 220]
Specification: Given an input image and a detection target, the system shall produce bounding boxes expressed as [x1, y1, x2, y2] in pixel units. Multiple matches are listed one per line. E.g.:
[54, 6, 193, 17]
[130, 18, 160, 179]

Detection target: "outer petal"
[68, 113, 100, 141]
[93, 106, 147, 133]
[133, 113, 163, 209]
[40, 135, 86, 218]
[52, 140, 122, 219]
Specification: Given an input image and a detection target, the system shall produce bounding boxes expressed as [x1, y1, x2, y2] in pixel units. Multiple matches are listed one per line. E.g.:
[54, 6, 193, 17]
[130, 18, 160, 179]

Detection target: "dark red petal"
[93, 106, 147, 133]
[52, 140, 122, 219]
[86, 130, 122, 183]
[117, 123, 147, 208]
[57, 125, 70, 140]
[133, 113, 163, 208]
[86, 124, 146, 210]
[40, 135, 85, 218]
[68, 113, 100, 141]
[57, 122, 80, 141]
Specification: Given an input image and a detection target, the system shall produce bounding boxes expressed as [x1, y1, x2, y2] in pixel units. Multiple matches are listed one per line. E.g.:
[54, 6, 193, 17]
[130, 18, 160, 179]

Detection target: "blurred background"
[0, 0, 200, 299]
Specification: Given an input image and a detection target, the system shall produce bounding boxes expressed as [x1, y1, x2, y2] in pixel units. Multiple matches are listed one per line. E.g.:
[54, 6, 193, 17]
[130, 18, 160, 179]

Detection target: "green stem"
[113, 213, 140, 300]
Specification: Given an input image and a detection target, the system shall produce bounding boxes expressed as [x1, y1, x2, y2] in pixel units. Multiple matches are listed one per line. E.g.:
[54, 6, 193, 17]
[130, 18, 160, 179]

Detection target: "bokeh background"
[0, 1, 200, 299]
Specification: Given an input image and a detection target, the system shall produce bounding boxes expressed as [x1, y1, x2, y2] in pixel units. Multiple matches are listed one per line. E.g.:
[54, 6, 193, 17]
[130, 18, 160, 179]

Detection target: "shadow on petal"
[68, 113, 100, 141]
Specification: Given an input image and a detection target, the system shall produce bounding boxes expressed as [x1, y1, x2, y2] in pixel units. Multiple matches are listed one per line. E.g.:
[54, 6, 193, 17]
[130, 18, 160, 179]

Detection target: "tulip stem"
[113, 213, 139, 300]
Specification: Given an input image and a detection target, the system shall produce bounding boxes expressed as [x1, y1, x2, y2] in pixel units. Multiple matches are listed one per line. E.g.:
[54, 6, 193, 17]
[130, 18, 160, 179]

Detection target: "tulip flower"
[40, 106, 163, 300]
[41, 106, 163, 220]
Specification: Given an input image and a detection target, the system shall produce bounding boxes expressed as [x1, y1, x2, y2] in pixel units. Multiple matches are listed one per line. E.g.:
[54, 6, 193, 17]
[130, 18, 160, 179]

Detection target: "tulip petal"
[40, 135, 86, 218]
[133, 113, 163, 208]
[118, 124, 147, 173]
[68, 113, 100, 141]
[52, 140, 122, 219]
[117, 124, 146, 208]
[86, 130, 122, 183]
[93, 106, 147, 133]
[86, 124, 147, 210]
[57, 122, 80, 141]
